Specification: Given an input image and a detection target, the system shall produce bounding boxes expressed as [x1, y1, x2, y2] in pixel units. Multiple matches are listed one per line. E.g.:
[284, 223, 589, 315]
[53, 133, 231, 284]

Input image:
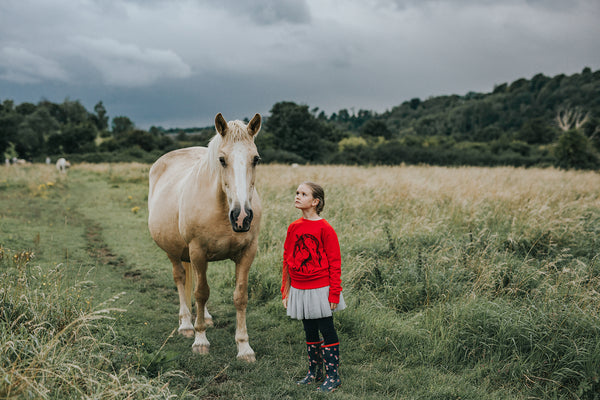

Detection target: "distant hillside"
[381, 67, 600, 143]
[311, 67, 599, 144]
[255, 67, 599, 169]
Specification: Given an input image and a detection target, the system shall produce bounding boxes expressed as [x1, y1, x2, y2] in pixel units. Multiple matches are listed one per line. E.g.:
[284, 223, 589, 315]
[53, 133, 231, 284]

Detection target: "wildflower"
[131, 206, 140, 214]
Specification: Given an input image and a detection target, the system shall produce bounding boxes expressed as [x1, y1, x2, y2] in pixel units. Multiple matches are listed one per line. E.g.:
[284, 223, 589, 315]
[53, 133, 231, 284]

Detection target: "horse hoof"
[178, 328, 195, 338]
[237, 352, 256, 363]
[192, 344, 210, 354]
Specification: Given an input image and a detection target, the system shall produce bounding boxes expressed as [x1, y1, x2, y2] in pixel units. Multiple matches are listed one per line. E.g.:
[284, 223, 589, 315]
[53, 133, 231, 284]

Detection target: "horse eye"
[252, 156, 261, 166]
[219, 157, 227, 167]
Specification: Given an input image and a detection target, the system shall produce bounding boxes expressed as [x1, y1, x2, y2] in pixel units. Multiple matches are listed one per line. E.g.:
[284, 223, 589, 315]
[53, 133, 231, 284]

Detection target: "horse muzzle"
[230, 206, 253, 233]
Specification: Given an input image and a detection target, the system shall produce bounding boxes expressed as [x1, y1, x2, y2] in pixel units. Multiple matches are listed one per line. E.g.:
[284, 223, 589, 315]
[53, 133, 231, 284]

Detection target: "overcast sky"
[1, 0, 599, 129]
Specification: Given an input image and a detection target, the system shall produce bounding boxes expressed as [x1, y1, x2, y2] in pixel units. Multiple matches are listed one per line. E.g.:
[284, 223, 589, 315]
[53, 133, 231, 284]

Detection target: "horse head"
[214, 113, 261, 233]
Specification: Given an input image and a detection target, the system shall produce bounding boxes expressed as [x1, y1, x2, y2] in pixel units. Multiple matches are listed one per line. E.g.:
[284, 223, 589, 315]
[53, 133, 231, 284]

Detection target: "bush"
[553, 130, 600, 170]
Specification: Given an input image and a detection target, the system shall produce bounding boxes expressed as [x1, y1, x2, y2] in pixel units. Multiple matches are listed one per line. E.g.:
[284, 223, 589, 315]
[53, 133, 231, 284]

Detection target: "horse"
[56, 158, 70, 173]
[148, 113, 262, 362]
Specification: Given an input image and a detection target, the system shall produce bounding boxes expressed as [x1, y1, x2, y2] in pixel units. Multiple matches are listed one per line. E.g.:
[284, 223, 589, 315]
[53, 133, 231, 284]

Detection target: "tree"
[409, 98, 421, 110]
[15, 102, 36, 116]
[517, 118, 555, 144]
[3, 142, 17, 162]
[1, 99, 14, 113]
[93, 101, 109, 132]
[337, 109, 350, 122]
[123, 130, 157, 151]
[112, 116, 134, 137]
[14, 124, 43, 159]
[360, 120, 392, 140]
[14, 108, 58, 159]
[266, 102, 334, 162]
[60, 100, 89, 125]
[553, 129, 599, 170]
[555, 107, 589, 131]
[0, 112, 23, 157]
[60, 123, 97, 153]
[552, 107, 598, 169]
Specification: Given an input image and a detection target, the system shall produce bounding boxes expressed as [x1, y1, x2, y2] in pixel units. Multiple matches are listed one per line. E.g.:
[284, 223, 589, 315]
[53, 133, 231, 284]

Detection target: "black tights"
[302, 317, 339, 345]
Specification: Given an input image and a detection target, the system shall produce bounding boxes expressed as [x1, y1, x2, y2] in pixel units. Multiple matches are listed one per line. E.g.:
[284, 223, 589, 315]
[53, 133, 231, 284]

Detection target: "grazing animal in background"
[148, 113, 262, 362]
[56, 158, 70, 173]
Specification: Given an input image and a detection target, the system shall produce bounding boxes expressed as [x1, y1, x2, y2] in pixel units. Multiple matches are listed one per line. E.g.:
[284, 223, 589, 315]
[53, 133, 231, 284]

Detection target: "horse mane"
[200, 120, 255, 178]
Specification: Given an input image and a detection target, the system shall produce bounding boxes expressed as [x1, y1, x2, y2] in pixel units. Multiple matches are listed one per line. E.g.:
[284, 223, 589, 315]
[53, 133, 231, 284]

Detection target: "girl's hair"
[303, 181, 325, 215]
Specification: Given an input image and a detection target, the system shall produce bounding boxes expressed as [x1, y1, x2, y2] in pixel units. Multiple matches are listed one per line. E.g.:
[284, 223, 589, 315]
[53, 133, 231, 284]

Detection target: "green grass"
[0, 163, 599, 399]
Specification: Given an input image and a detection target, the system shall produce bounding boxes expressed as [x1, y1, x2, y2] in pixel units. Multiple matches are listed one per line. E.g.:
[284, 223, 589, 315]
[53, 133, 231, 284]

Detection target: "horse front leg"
[233, 242, 257, 362]
[168, 255, 194, 338]
[190, 246, 211, 354]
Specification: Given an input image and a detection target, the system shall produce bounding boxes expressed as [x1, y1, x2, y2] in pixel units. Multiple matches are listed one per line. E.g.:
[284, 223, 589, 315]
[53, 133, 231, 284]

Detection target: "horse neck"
[192, 154, 228, 207]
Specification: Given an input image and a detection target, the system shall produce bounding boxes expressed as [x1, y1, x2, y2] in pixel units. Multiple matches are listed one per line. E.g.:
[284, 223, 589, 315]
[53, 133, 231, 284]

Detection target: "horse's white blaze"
[231, 143, 249, 226]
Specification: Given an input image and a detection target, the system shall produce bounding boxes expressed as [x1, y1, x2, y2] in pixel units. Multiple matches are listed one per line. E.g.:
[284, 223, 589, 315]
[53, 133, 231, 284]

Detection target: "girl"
[282, 182, 346, 392]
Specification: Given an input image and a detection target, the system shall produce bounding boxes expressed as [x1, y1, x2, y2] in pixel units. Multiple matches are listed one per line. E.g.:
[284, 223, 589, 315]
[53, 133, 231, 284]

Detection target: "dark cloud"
[208, 0, 311, 25]
[0, 0, 598, 128]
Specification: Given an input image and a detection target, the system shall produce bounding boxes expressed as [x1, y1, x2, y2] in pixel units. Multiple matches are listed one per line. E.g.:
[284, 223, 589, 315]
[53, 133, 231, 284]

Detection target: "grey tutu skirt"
[286, 286, 346, 320]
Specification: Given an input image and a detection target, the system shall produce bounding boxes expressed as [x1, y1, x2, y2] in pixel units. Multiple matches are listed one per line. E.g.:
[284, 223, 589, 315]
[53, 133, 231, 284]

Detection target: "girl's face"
[295, 184, 319, 211]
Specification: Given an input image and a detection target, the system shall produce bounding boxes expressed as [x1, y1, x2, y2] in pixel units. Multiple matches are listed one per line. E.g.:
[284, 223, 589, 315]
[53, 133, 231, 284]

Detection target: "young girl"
[282, 182, 346, 392]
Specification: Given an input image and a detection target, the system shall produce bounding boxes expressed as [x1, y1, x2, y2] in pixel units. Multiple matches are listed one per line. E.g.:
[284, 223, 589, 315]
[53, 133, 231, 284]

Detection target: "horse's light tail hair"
[183, 261, 194, 312]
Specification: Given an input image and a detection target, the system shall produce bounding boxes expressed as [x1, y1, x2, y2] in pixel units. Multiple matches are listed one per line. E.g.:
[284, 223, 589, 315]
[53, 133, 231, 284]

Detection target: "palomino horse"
[148, 113, 262, 362]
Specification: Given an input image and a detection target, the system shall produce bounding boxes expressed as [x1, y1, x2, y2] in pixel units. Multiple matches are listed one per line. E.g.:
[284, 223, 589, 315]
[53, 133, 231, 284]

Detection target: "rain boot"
[317, 342, 341, 392]
[296, 340, 324, 385]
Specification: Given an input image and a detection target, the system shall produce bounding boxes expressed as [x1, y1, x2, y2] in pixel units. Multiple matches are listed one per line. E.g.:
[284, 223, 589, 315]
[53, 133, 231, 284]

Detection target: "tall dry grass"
[253, 164, 600, 398]
[0, 245, 190, 399]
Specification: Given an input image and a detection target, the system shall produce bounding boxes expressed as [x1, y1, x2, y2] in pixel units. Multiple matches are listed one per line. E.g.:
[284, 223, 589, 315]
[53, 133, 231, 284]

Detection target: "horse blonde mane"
[200, 120, 256, 177]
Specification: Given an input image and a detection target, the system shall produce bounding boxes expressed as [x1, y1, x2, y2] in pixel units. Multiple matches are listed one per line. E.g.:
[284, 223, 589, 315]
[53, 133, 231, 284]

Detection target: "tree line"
[1, 67, 599, 169]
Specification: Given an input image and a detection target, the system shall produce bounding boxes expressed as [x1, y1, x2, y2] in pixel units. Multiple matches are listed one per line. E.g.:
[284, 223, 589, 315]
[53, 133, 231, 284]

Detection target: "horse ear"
[247, 113, 261, 137]
[215, 113, 228, 136]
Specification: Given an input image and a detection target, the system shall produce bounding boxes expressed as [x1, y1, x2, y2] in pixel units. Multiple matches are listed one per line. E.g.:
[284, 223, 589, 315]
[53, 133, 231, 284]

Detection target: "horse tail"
[183, 261, 194, 311]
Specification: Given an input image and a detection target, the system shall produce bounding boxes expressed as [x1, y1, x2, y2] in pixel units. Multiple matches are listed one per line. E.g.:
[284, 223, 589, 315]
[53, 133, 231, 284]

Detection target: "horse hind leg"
[168, 256, 194, 338]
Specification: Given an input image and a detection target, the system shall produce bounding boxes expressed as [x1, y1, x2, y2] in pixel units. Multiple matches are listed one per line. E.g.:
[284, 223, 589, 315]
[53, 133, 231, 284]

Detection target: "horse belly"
[148, 186, 187, 258]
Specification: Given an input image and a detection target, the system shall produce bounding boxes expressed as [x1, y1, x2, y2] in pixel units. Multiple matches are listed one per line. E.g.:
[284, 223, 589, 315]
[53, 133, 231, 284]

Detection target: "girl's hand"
[330, 302, 338, 310]
[282, 298, 288, 309]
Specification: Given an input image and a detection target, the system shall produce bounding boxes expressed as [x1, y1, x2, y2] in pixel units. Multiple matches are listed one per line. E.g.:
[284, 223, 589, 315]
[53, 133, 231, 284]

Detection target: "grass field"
[1, 162, 599, 399]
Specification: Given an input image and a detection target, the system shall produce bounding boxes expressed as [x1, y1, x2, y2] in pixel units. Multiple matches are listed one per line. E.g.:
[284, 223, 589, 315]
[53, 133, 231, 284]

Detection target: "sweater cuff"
[328, 292, 340, 304]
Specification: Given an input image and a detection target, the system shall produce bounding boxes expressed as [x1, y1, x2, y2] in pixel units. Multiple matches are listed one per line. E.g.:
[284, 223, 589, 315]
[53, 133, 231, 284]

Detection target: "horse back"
[149, 147, 206, 198]
[148, 147, 208, 256]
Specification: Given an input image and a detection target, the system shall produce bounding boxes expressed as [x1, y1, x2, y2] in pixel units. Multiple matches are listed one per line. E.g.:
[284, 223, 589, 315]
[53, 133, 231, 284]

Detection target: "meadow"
[0, 162, 598, 399]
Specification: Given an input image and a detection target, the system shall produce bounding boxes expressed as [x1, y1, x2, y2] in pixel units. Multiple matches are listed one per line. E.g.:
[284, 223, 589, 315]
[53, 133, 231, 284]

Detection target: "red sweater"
[281, 218, 342, 304]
